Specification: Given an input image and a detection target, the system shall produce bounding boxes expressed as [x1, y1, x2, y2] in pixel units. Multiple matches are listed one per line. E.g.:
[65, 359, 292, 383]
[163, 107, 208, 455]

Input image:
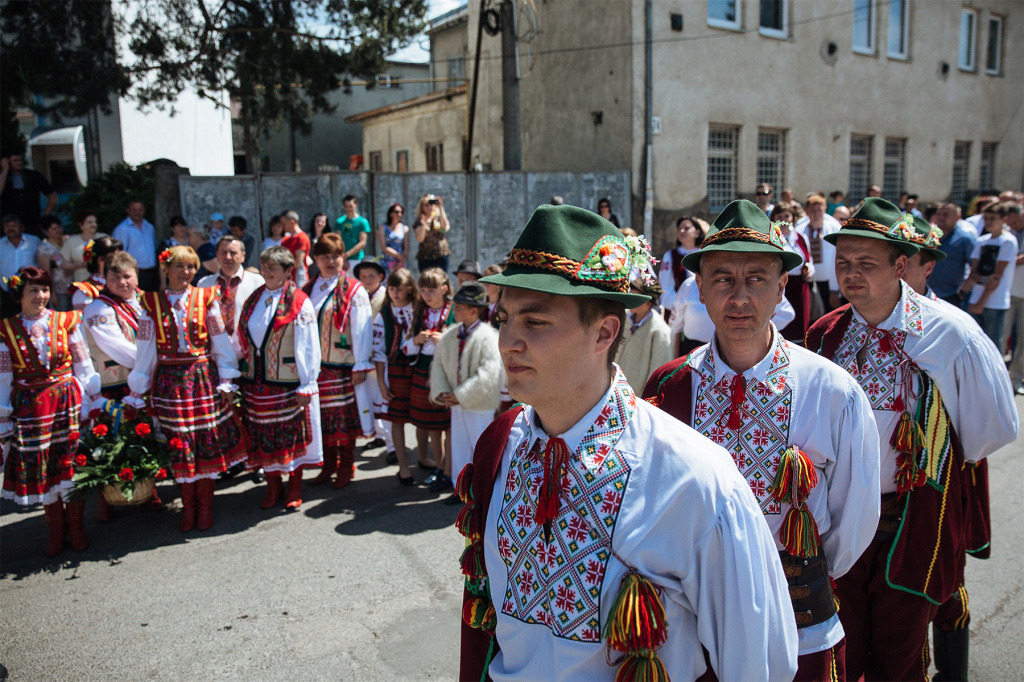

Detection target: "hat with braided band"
[909, 216, 947, 262]
[681, 199, 804, 272]
[823, 197, 920, 257]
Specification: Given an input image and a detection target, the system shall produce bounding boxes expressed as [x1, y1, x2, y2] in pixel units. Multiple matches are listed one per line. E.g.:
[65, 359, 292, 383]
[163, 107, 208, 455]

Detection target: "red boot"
[97, 495, 114, 522]
[284, 467, 303, 510]
[333, 444, 356, 489]
[43, 501, 66, 557]
[261, 473, 284, 509]
[65, 498, 89, 551]
[178, 481, 197, 532]
[196, 478, 215, 531]
[308, 447, 337, 486]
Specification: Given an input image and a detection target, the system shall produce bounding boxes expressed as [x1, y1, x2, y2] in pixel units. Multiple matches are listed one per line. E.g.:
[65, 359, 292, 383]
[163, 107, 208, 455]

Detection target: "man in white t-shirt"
[959, 202, 1017, 347]
[1000, 203, 1024, 392]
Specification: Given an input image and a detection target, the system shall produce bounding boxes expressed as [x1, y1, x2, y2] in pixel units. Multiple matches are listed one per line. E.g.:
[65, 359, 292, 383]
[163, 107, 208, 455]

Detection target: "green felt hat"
[479, 205, 652, 307]
[909, 216, 947, 262]
[681, 200, 804, 272]
[823, 197, 920, 257]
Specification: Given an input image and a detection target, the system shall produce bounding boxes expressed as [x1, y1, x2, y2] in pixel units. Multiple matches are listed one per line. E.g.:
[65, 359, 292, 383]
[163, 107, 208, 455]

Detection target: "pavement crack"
[972, 582, 1024, 632]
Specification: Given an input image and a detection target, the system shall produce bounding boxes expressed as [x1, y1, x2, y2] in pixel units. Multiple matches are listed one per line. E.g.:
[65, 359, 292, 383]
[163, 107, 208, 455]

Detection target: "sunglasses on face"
[757, 190, 772, 196]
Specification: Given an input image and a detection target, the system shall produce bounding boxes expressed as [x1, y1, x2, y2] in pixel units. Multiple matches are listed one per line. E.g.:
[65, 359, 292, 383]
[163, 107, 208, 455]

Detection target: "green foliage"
[70, 410, 170, 502]
[61, 161, 156, 233]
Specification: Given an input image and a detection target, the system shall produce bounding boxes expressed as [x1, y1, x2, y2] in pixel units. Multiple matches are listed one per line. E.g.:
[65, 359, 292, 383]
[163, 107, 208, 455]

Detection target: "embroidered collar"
[319, 275, 339, 291]
[20, 309, 50, 323]
[166, 287, 188, 297]
[218, 269, 243, 285]
[849, 280, 924, 338]
[693, 327, 790, 396]
[522, 368, 637, 471]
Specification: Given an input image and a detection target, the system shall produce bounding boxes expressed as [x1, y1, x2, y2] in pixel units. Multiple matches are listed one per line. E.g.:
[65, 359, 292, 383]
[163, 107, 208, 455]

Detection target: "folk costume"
[403, 301, 455, 431]
[429, 283, 502, 481]
[372, 303, 416, 423]
[806, 198, 1018, 681]
[70, 274, 105, 312]
[238, 281, 322, 508]
[462, 205, 799, 681]
[198, 268, 265, 355]
[671, 276, 796, 351]
[643, 201, 881, 680]
[303, 273, 373, 488]
[353, 258, 393, 452]
[657, 245, 696, 315]
[0, 306, 101, 554]
[779, 224, 815, 343]
[615, 286, 673, 393]
[126, 284, 247, 532]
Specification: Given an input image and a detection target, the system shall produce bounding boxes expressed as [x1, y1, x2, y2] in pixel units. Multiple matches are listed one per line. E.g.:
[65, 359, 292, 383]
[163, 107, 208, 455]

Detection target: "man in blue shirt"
[1, 214, 42, 318]
[334, 194, 370, 271]
[928, 202, 976, 305]
[111, 198, 159, 291]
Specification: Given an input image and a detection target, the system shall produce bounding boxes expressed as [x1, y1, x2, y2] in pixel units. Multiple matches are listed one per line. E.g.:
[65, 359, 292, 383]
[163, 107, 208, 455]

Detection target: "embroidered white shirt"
[308, 275, 374, 372]
[246, 286, 321, 395]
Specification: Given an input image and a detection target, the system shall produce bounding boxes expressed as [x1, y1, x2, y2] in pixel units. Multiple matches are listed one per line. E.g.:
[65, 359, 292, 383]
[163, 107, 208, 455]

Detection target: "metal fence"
[179, 170, 630, 272]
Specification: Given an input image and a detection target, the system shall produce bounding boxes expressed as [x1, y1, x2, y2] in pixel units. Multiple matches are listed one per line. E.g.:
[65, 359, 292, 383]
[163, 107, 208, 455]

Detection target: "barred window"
[368, 151, 382, 172]
[980, 143, 998, 190]
[707, 125, 739, 212]
[848, 134, 873, 204]
[448, 55, 465, 88]
[426, 142, 444, 172]
[883, 137, 906, 203]
[757, 128, 786, 190]
[950, 142, 971, 203]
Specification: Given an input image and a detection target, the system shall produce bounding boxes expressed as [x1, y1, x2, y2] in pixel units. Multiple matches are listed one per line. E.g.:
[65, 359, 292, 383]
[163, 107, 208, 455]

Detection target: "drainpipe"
[642, 0, 653, 240]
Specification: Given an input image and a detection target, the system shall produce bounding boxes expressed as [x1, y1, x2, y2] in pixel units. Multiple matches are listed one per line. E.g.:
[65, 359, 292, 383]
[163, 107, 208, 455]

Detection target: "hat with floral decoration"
[909, 216, 947, 262]
[681, 199, 804, 272]
[480, 205, 655, 307]
[823, 197, 920, 257]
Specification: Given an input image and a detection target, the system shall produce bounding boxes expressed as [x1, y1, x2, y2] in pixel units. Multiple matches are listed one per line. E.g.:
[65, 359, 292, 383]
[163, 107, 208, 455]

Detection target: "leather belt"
[779, 550, 837, 629]
[876, 491, 904, 537]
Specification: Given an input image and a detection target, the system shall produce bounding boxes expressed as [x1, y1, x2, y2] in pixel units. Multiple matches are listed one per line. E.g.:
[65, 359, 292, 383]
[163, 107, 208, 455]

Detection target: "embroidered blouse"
[308, 275, 374, 372]
[83, 295, 142, 370]
[246, 285, 321, 395]
[371, 304, 415, 365]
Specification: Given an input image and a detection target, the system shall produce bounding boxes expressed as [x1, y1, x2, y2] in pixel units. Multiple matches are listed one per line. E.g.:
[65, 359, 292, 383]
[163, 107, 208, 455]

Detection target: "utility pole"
[465, 0, 486, 172]
[500, 0, 521, 170]
[642, 0, 653, 239]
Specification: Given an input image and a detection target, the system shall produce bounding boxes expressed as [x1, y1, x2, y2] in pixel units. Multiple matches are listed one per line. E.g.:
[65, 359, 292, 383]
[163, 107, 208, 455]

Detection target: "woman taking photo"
[62, 211, 106, 283]
[378, 203, 409, 274]
[413, 195, 450, 272]
[0, 266, 101, 556]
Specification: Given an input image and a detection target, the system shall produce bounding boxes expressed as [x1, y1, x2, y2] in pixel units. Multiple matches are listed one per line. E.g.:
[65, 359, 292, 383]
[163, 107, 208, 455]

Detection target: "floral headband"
[82, 240, 95, 265]
[4, 274, 24, 295]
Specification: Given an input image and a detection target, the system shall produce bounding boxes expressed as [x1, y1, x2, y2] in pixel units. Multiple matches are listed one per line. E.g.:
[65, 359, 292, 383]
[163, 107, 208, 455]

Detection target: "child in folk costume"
[0, 267, 102, 555]
[429, 282, 502, 503]
[303, 234, 374, 489]
[615, 277, 673, 393]
[354, 257, 392, 455]
[372, 268, 418, 484]
[237, 246, 322, 510]
[405, 267, 455, 492]
[70, 236, 123, 311]
[125, 246, 247, 532]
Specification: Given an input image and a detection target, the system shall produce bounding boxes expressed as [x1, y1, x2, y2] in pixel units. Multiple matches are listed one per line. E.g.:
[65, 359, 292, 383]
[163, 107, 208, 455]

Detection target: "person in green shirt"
[335, 195, 371, 270]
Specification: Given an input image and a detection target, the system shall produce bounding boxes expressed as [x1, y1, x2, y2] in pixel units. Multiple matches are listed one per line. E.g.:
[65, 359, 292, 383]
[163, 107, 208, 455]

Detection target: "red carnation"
[92, 424, 109, 437]
[68, 431, 80, 443]
[74, 454, 87, 467]
[119, 467, 134, 481]
[135, 422, 152, 436]
[155, 468, 168, 480]
[168, 437, 186, 452]
[59, 456, 73, 468]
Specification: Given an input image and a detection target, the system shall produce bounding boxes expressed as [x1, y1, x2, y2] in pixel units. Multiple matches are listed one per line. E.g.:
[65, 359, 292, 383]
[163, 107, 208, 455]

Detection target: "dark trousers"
[138, 267, 161, 292]
[417, 256, 449, 274]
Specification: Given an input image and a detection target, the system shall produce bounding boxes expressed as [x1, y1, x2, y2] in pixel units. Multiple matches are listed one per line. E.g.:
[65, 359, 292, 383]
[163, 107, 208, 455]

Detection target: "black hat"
[456, 259, 482, 278]
[353, 257, 386, 278]
[453, 281, 489, 307]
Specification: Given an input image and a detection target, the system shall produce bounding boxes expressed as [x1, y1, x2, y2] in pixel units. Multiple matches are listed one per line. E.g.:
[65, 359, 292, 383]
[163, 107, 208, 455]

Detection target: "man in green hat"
[806, 198, 1018, 681]
[455, 204, 797, 681]
[643, 199, 881, 680]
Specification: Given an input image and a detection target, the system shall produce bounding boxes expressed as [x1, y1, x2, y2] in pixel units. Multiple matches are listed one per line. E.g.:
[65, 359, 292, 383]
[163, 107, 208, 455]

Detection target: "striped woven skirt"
[1, 376, 81, 505]
[377, 362, 414, 424]
[152, 357, 247, 483]
[318, 366, 362, 447]
[409, 354, 450, 431]
[241, 374, 313, 471]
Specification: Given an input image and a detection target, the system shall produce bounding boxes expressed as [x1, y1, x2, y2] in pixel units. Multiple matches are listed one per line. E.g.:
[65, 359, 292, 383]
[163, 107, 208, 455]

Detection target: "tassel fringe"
[463, 597, 497, 633]
[603, 571, 668, 681]
[455, 463, 474, 503]
[779, 507, 821, 558]
[456, 502, 482, 540]
[615, 650, 669, 682]
[769, 447, 817, 505]
[890, 411, 924, 456]
[535, 437, 571, 527]
[460, 541, 485, 578]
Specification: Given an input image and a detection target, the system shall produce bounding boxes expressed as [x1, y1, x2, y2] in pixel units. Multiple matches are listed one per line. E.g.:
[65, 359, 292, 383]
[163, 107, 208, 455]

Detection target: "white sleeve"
[658, 254, 677, 311]
[670, 283, 690, 336]
[771, 296, 795, 329]
[85, 306, 137, 369]
[69, 324, 102, 408]
[72, 289, 91, 312]
[125, 309, 158, 408]
[207, 296, 240, 391]
[371, 312, 388, 364]
[349, 287, 373, 372]
[0, 340, 12, 437]
[949, 333, 1019, 462]
[821, 387, 881, 579]
[401, 329, 421, 357]
[293, 298, 321, 395]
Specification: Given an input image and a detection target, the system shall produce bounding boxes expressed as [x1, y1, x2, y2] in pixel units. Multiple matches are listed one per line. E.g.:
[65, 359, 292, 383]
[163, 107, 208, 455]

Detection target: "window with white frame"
[951, 142, 971, 203]
[708, 0, 740, 30]
[852, 0, 875, 54]
[958, 9, 977, 71]
[757, 128, 787, 189]
[759, 0, 787, 37]
[986, 16, 1003, 75]
[376, 74, 401, 89]
[886, 0, 908, 59]
[980, 142, 998, 190]
[848, 134, 873, 204]
[883, 138, 907, 203]
[707, 125, 739, 212]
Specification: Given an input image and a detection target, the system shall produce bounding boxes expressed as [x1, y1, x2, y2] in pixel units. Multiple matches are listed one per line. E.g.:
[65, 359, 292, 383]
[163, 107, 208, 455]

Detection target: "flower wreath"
[82, 240, 96, 265]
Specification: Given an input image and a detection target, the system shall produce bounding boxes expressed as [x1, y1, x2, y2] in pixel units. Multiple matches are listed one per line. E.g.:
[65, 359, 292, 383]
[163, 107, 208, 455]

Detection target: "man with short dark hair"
[335, 195, 370, 269]
[112, 198, 158, 291]
[0, 214, 42, 318]
[866, 184, 881, 198]
[0, 154, 57, 236]
[927, 202, 975, 305]
[755, 183, 774, 214]
[227, 215, 257, 268]
[198, 235, 265, 352]
[459, 204, 798, 681]
[281, 209, 310, 287]
[959, 202, 1017, 346]
[1001, 203, 1024, 393]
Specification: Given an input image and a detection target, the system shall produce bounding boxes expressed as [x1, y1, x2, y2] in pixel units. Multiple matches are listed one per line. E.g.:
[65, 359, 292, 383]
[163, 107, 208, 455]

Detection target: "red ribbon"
[535, 437, 572, 530]
[726, 374, 746, 430]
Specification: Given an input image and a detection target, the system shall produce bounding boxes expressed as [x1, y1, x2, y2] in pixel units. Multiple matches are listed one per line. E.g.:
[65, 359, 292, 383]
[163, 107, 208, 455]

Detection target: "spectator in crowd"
[657, 215, 702, 321]
[1001, 203, 1024, 394]
[335, 195, 371, 271]
[899, 193, 923, 219]
[455, 259, 481, 286]
[964, 196, 997, 235]
[228, 215, 258, 269]
[310, 212, 329, 242]
[826, 190, 845, 215]
[378, 203, 409, 274]
[596, 197, 620, 227]
[185, 224, 218, 285]
[550, 195, 564, 205]
[112, 197, 159, 291]
[796, 194, 842, 314]
[832, 204, 851, 224]
[754, 183, 774, 215]
[780, 187, 795, 204]
[198, 235, 265, 354]
[62, 211, 106, 283]
[159, 216, 190, 255]
[262, 214, 286, 253]
[928, 202, 976, 305]
[960, 202, 1017, 346]
[1, 214, 42, 318]
[208, 212, 227, 245]
[413, 195, 451, 272]
[280, 209, 311, 287]
[866, 184, 882, 198]
[480, 263, 503, 328]
[0, 153, 57, 237]
[770, 204, 814, 344]
[616, 277, 672, 392]
[35, 216, 72, 311]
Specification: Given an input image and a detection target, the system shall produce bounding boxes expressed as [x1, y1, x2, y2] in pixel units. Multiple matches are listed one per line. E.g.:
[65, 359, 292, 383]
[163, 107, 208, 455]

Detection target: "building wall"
[360, 92, 468, 173]
[430, 14, 470, 91]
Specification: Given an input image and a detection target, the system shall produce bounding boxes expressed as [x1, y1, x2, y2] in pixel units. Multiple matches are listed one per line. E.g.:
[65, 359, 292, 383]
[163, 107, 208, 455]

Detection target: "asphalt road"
[2, 409, 1022, 681]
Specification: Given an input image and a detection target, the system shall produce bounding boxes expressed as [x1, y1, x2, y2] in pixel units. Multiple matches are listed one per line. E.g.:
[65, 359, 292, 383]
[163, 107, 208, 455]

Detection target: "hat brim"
[353, 261, 386, 277]
[824, 230, 920, 256]
[480, 268, 651, 307]
[681, 242, 804, 272]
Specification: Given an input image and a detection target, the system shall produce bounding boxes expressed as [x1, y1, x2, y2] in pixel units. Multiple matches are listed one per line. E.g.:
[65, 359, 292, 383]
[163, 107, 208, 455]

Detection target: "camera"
[427, 195, 439, 205]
